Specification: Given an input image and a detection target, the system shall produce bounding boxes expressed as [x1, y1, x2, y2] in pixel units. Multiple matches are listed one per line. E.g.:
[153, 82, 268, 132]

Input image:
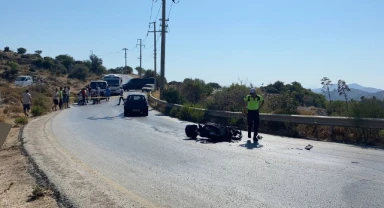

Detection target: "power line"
[155, 3, 162, 21]
[168, 1, 174, 19]
[149, 0, 155, 23]
[143, 1, 161, 46]
[143, 0, 155, 45]
[98, 50, 121, 57]
[146, 33, 161, 49]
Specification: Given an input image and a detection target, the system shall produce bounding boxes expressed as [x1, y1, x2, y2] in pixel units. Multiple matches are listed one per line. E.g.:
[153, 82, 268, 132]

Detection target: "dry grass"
[0, 126, 58, 208]
[0, 111, 6, 122]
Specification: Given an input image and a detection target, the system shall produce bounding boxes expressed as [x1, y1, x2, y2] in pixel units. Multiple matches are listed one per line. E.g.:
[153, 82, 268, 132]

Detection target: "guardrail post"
[329, 125, 335, 141]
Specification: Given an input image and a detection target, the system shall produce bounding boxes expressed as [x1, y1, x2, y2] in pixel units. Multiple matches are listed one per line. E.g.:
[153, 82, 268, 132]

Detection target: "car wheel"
[124, 111, 129, 117]
[143, 110, 148, 116]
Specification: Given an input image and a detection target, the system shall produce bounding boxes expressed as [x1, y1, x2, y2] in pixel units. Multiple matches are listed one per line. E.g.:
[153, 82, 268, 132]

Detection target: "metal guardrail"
[148, 92, 384, 129]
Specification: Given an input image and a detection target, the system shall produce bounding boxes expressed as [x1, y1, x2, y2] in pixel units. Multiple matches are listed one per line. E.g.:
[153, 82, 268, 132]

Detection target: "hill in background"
[311, 83, 384, 101]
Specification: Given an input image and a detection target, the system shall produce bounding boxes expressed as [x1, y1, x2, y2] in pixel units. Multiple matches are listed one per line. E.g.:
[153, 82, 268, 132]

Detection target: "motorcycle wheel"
[185, 125, 198, 139]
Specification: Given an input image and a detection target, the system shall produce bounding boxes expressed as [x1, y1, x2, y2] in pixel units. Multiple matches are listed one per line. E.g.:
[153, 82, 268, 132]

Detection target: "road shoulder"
[23, 111, 158, 208]
[0, 124, 58, 208]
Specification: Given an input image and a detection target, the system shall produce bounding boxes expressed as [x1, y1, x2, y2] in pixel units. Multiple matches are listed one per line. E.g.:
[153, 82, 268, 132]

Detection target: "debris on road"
[305, 144, 313, 150]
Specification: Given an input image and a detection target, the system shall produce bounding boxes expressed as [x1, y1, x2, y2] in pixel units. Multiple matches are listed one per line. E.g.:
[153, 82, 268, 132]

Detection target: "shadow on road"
[87, 113, 125, 120]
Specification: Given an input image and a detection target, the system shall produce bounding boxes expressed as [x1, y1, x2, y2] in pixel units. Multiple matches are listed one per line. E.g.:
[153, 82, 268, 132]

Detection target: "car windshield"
[16, 77, 26, 81]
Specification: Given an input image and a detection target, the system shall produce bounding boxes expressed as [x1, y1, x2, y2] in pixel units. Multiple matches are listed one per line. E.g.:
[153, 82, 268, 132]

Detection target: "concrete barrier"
[0, 122, 12, 149]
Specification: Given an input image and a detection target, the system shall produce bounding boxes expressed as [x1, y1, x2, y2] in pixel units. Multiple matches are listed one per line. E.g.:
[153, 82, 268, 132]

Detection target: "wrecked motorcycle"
[185, 123, 242, 143]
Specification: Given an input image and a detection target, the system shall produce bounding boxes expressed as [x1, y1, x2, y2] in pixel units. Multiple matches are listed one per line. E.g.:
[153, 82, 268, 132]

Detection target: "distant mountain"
[311, 84, 384, 101]
[348, 83, 382, 93]
[311, 83, 382, 94]
[371, 90, 384, 99]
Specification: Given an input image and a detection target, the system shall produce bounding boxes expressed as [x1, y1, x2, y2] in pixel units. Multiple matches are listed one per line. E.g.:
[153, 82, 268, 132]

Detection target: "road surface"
[24, 91, 384, 208]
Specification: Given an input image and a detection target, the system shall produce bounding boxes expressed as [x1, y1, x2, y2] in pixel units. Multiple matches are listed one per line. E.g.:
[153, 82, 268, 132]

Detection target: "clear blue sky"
[1, 0, 383, 89]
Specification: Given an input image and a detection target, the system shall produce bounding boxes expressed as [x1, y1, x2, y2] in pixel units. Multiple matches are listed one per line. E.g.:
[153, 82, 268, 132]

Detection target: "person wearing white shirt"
[21, 90, 32, 117]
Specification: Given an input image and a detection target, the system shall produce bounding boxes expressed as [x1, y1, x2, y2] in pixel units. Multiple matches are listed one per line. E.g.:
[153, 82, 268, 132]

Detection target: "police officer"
[244, 88, 264, 145]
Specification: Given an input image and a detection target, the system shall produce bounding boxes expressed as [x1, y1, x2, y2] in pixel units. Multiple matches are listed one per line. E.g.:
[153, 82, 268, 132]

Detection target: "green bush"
[161, 88, 184, 104]
[169, 107, 180, 118]
[31, 106, 44, 116]
[31, 95, 51, 116]
[15, 117, 28, 125]
[167, 106, 206, 123]
[349, 99, 384, 119]
[68, 64, 89, 80]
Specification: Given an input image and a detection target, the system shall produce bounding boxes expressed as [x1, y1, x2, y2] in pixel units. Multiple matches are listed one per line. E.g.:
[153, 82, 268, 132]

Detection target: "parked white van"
[14, 76, 33, 87]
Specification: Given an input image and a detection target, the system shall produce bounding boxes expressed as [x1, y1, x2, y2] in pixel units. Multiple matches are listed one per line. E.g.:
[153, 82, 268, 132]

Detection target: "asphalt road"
[25, 91, 384, 208]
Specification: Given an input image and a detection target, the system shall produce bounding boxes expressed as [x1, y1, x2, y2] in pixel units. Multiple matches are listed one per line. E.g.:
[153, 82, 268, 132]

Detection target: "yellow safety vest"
[244, 94, 263, 110]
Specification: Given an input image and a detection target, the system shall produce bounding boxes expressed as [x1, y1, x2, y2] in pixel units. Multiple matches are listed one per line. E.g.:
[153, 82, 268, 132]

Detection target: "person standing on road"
[21, 90, 32, 117]
[81, 88, 87, 105]
[87, 85, 91, 103]
[244, 88, 264, 146]
[66, 86, 71, 108]
[58, 87, 63, 110]
[96, 85, 101, 104]
[62, 87, 68, 109]
[105, 86, 111, 102]
[117, 87, 124, 105]
[52, 88, 59, 111]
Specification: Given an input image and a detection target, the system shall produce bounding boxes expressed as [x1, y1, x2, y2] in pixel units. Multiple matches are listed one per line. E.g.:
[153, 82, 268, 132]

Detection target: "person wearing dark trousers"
[58, 87, 63, 110]
[105, 86, 111, 102]
[117, 87, 124, 105]
[244, 88, 264, 146]
[21, 90, 32, 117]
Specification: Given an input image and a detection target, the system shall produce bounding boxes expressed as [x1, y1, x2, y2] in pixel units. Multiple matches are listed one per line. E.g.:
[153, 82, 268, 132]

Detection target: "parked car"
[14, 76, 33, 87]
[142, 84, 155, 92]
[124, 94, 149, 117]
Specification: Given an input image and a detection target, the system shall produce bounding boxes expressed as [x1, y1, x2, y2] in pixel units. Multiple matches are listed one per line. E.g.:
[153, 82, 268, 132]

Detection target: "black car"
[124, 94, 149, 117]
[123, 78, 157, 91]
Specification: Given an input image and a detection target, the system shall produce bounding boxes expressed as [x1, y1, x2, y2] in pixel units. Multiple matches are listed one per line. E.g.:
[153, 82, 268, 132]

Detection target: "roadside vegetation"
[150, 78, 384, 147]
[0, 46, 142, 119]
[0, 46, 139, 207]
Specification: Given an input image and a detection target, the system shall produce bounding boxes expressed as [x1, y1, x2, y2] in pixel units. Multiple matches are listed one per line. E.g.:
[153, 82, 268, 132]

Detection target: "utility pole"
[148, 21, 162, 90]
[136, 39, 145, 77]
[122, 48, 128, 67]
[160, 0, 167, 92]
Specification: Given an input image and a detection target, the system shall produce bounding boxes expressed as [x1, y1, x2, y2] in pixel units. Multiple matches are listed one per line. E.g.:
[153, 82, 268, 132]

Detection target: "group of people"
[78, 84, 106, 105]
[52, 87, 71, 111]
[77, 85, 125, 106]
[20, 86, 72, 117]
[78, 85, 93, 105]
